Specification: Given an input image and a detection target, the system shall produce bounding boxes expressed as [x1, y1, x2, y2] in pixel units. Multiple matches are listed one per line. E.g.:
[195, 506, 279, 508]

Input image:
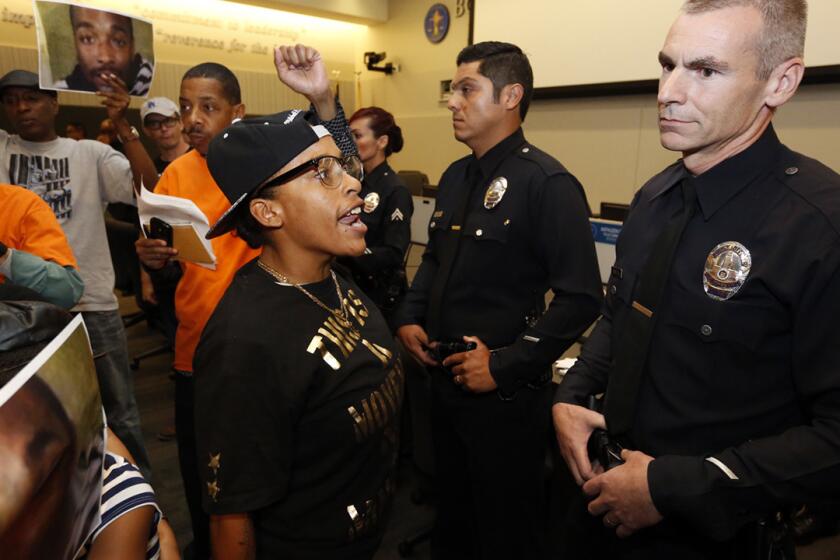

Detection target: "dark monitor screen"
[600, 202, 630, 222]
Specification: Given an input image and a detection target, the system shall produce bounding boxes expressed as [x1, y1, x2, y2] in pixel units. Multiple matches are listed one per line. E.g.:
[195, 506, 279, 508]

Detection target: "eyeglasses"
[260, 154, 364, 191]
[144, 116, 179, 131]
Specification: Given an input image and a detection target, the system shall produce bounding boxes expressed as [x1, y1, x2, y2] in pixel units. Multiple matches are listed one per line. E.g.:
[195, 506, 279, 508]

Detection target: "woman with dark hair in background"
[343, 107, 413, 329]
[194, 110, 403, 559]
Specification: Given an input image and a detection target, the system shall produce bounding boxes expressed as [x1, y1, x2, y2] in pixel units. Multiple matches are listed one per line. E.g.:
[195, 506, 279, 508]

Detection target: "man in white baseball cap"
[140, 97, 189, 174]
[137, 96, 188, 446]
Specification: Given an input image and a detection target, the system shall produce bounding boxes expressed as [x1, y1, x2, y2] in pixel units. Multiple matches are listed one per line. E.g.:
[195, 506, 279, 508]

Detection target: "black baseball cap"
[205, 110, 331, 239]
[0, 70, 56, 97]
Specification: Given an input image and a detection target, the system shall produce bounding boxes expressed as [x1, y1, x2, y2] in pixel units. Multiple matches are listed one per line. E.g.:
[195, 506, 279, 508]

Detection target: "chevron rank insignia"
[391, 209, 405, 221]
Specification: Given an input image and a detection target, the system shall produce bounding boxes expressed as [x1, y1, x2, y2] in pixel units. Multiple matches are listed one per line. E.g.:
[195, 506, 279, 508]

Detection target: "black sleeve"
[554, 189, 643, 405]
[647, 244, 840, 540]
[312, 98, 357, 158]
[352, 185, 413, 274]
[194, 313, 297, 515]
[489, 173, 603, 392]
[143, 260, 183, 283]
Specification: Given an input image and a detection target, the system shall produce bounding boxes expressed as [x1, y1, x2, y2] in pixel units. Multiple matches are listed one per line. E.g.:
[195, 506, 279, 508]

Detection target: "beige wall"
[525, 84, 840, 207]
[359, 0, 840, 209]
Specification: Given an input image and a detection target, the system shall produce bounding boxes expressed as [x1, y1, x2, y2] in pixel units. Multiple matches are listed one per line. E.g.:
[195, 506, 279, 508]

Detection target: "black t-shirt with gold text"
[194, 258, 403, 559]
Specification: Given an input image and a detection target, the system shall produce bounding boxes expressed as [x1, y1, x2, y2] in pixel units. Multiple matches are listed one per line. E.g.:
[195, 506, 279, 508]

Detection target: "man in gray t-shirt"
[0, 69, 153, 477]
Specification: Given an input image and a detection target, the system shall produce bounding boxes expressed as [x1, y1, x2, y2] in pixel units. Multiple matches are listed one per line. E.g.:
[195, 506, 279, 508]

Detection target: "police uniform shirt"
[341, 162, 413, 301]
[555, 125, 840, 540]
[194, 259, 403, 559]
[396, 128, 602, 393]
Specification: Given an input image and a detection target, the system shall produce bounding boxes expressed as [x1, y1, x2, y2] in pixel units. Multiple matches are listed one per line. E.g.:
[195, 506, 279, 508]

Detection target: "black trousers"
[175, 374, 211, 559]
[429, 369, 552, 560]
[558, 492, 796, 560]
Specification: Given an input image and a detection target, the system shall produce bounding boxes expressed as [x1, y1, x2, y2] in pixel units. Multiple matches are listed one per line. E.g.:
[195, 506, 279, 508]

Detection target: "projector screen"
[473, 0, 840, 93]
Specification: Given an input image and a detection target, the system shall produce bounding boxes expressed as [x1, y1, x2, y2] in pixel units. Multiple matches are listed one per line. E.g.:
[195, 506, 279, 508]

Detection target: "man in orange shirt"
[136, 44, 357, 559]
[0, 183, 83, 308]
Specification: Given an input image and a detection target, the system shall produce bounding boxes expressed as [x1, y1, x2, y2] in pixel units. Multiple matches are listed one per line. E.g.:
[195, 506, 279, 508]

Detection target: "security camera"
[364, 51, 394, 75]
[365, 52, 385, 65]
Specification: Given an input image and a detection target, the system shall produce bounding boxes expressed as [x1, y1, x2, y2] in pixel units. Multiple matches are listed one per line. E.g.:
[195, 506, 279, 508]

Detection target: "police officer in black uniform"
[553, 1, 840, 558]
[339, 107, 413, 328]
[396, 42, 602, 560]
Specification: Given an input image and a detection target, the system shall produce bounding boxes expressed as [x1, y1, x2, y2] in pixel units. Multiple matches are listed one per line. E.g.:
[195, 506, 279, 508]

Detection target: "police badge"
[703, 241, 752, 301]
[484, 177, 508, 210]
[363, 192, 380, 213]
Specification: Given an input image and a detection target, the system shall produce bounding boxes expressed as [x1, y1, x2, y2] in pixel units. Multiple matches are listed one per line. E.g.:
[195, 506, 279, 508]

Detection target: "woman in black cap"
[339, 107, 413, 329]
[193, 110, 404, 560]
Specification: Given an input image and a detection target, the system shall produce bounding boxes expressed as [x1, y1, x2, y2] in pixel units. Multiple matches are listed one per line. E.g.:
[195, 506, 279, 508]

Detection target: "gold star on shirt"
[207, 479, 221, 502]
[208, 452, 221, 475]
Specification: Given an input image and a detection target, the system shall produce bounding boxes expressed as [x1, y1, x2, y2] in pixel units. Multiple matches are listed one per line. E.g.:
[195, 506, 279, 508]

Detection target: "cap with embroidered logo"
[140, 97, 179, 123]
[205, 110, 331, 239]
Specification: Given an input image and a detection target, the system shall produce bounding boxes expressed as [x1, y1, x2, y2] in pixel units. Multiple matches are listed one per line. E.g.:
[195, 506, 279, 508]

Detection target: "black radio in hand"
[586, 395, 625, 471]
[430, 340, 477, 363]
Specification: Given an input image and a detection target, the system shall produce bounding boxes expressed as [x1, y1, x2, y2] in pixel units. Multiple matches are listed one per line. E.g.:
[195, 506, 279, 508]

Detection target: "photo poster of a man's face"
[0, 314, 105, 560]
[33, 0, 155, 97]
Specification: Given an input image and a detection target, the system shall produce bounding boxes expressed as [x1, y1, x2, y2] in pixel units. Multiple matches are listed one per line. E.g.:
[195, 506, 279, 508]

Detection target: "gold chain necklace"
[257, 260, 353, 328]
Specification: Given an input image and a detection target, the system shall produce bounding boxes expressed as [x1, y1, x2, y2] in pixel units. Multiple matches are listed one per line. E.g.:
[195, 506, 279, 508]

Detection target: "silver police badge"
[363, 192, 380, 213]
[484, 177, 508, 210]
[703, 241, 752, 301]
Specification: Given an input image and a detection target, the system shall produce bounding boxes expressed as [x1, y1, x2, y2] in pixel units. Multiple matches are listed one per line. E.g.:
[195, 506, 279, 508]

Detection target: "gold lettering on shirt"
[307, 336, 341, 371]
[361, 339, 392, 366]
[346, 476, 398, 541]
[347, 405, 371, 440]
[306, 288, 392, 370]
[344, 289, 369, 326]
[348, 361, 406, 443]
[319, 316, 356, 357]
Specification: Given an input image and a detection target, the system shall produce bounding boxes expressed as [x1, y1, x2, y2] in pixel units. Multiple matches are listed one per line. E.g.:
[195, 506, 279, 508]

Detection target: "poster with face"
[0, 314, 104, 560]
[33, 0, 155, 96]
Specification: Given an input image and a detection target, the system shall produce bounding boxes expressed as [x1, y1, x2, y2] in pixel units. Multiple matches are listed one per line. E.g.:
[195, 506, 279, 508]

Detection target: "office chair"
[397, 170, 430, 197]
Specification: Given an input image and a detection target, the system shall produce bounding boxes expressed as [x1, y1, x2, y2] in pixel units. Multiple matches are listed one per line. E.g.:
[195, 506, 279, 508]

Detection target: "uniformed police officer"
[553, 1, 840, 558]
[340, 106, 413, 329]
[395, 42, 602, 560]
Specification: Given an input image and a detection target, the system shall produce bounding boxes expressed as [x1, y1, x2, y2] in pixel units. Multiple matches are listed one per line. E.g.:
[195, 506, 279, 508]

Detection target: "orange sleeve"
[18, 194, 78, 269]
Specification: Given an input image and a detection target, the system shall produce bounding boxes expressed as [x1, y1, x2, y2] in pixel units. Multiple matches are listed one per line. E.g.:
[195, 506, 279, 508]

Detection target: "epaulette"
[775, 147, 840, 235]
[515, 144, 569, 177]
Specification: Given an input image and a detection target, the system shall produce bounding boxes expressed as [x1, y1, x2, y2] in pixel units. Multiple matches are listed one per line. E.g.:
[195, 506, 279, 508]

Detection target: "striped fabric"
[130, 56, 154, 97]
[312, 99, 358, 158]
[75, 452, 161, 559]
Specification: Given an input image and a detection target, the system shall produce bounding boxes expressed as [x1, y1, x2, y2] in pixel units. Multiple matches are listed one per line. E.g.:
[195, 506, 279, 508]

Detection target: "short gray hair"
[682, 0, 807, 79]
